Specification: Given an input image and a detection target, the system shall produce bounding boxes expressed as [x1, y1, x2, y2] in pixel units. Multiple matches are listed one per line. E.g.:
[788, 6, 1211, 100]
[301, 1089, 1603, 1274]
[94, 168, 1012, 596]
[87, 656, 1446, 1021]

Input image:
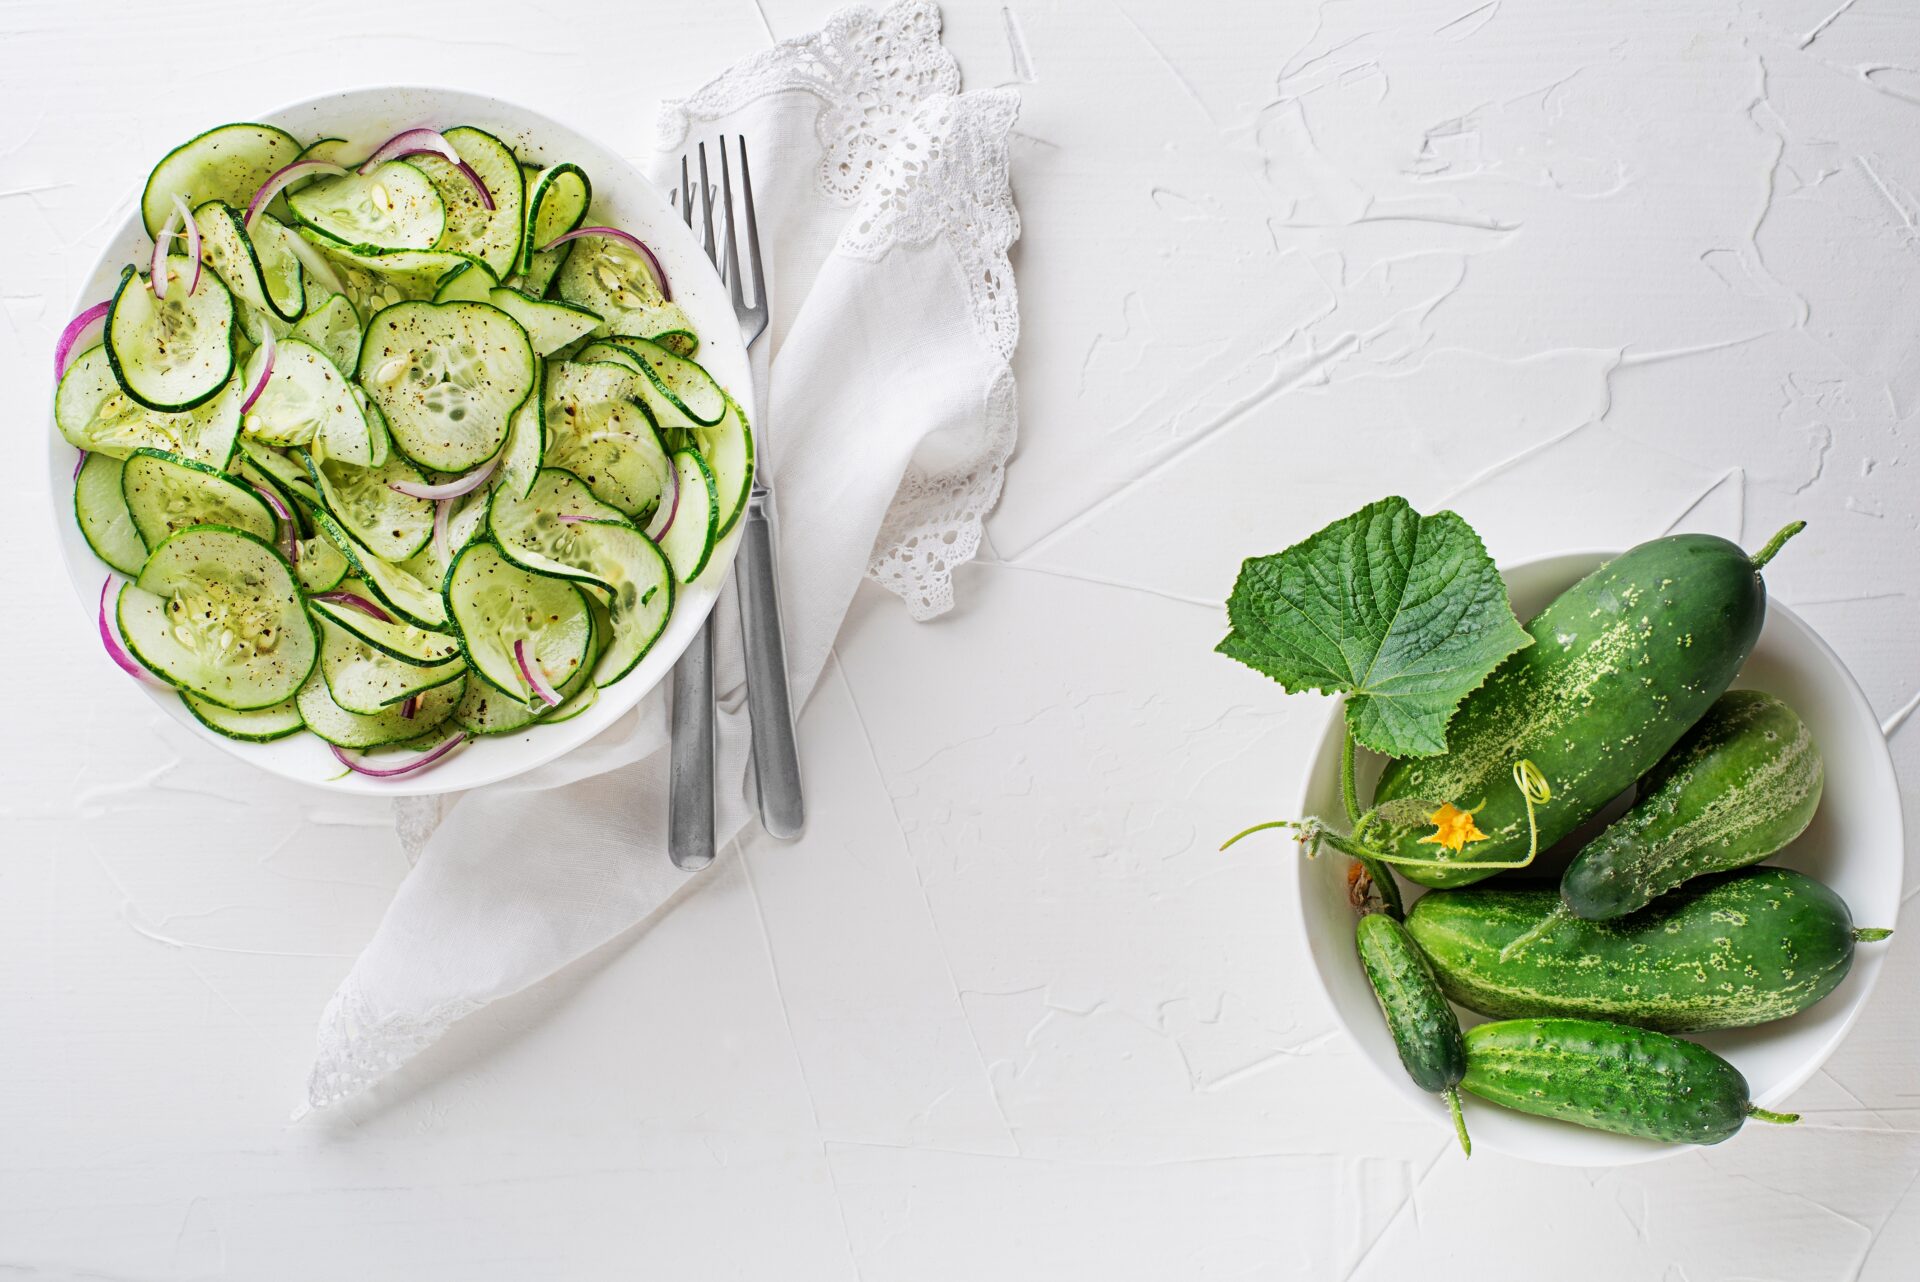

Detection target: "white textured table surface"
[5, 0, 1920, 1276]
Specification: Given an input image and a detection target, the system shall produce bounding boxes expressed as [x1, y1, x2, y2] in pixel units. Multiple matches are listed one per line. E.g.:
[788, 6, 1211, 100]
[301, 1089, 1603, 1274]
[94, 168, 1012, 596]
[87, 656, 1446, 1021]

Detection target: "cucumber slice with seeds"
[293, 528, 350, 593]
[543, 359, 671, 518]
[289, 292, 362, 377]
[358, 300, 535, 471]
[415, 127, 525, 279]
[56, 347, 245, 465]
[444, 541, 593, 703]
[297, 669, 462, 748]
[288, 161, 445, 251]
[299, 448, 435, 563]
[658, 449, 719, 584]
[242, 337, 373, 463]
[119, 524, 318, 709]
[74, 453, 148, 576]
[141, 123, 301, 238]
[122, 448, 276, 548]
[556, 230, 665, 324]
[106, 258, 237, 412]
[194, 203, 306, 323]
[318, 616, 465, 714]
[305, 506, 447, 628]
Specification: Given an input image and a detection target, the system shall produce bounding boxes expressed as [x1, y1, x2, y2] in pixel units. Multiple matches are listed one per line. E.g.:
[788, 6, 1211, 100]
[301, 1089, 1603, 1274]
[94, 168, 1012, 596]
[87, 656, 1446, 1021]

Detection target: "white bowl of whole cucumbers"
[47, 87, 754, 794]
[1217, 498, 1903, 1165]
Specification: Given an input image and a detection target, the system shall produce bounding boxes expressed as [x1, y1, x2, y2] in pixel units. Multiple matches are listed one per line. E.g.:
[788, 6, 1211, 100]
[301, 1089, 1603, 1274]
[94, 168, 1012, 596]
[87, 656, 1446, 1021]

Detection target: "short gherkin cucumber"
[1562, 690, 1822, 919]
[1356, 913, 1471, 1154]
[1371, 526, 1802, 888]
[1406, 868, 1885, 1032]
[1461, 1018, 1798, 1144]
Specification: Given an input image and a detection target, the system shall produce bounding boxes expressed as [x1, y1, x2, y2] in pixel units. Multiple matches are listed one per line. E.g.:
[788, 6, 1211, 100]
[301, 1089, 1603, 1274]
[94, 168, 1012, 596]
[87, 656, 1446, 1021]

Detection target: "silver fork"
[666, 138, 805, 868]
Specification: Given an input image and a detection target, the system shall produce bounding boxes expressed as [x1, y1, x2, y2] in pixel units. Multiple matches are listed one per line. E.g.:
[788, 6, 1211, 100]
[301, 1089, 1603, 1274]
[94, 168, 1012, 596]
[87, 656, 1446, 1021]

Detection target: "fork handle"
[667, 623, 716, 869]
[737, 488, 805, 839]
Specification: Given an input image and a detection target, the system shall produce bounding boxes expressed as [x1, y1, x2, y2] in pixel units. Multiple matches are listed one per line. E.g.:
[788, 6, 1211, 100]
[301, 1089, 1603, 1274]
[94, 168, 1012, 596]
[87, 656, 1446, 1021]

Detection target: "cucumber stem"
[1855, 928, 1894, 942]
[1446, 1087, 1472, 1157]
[1748, 1105, 1801, 1126]
[1340, 728, 1361, 827]
[1750, 520, 1806, 570]
[1225, 818, 1404, 919]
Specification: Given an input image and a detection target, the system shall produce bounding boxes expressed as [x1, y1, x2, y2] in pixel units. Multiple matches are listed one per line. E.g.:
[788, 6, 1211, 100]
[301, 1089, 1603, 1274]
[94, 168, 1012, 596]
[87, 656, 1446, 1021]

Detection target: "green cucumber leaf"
[1217, 496, 1530, 758]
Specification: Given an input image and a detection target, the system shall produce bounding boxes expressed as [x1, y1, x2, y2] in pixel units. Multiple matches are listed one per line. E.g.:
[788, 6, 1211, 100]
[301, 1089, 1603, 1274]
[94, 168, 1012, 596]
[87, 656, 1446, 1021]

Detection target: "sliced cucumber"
[294, 527, 350, 593]
[183, 692, 304, 742]
[106, 258, 237, 412]
[306, 506, 447, 628]
[121, 448, 275, 548]
[119, 525, 317, 709]
[497, 360, 546, 501]
[399, 493, 489, 596]
[74, 453, 148, 575]
[434, 259, 498, 304]
[543, 359, 672, 518]
[310, 587, 460, 665]
[56, 345, 242, 465]
[521, 163, 590, 273]
[141, 123, 300, 238]
[289, 292, 362, 377]
[599, 335, 725, 426]
[195, 203, 305, 323]
[444, 541, 593, 703]
[298, 233, 478, 302]
[490, 471, 673, 685]
[649, 323, 698, 359]
[658, 450, 719, 584]
[700, 392, 754, 539]
[288, 161, 445, 251]
[237, 438, 320, 507]
[488, 287, 599, 356]
[318, 617, 465, 714]
[300, 448, 434, 562]
[297, 668, 462, 748]
[242, 337, 373, 464]
[454, 602, 596, 735]
[520, 242, 570, 297]
[358, 300, 535, 471]
[556, 229, 667, 330]
[416, 127, 525, 279]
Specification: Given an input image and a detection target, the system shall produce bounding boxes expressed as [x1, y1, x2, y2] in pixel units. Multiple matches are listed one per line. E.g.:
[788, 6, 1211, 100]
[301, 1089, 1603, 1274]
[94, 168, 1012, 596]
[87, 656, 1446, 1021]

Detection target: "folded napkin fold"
[304, 0, 1020, 1109]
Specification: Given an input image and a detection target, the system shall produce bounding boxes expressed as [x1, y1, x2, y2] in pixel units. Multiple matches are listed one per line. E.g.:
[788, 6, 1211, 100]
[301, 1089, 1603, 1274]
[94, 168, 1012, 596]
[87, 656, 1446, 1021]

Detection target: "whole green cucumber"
[1406, 867, 1885, 1031]
[1356, 913, 1471, 1154]
[1372, 525, 1802, 888]
[1461, 1018, 1798, 1144]
[1561, 690, 1823, 919]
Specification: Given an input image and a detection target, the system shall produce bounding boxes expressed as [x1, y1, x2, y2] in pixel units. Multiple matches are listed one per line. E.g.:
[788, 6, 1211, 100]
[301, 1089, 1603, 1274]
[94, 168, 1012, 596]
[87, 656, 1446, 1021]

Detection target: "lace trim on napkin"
[305, 975, 479, 1110]
[659, 0, 1022, 619]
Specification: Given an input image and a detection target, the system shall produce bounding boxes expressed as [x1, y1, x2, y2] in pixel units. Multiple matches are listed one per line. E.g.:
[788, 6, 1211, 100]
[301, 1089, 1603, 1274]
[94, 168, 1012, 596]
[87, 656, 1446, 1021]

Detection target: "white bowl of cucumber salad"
[1295, 550, 1904, 1166]
[48, 87, 754, 794]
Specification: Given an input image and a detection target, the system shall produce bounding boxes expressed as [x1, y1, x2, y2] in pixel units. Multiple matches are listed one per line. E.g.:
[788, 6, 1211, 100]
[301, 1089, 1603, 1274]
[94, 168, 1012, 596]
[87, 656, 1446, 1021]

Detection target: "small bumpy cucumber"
[1356, 913, 1471, 1154]
[1461, 1018, 1798, 1144]
[1562, 690, 1823, 919]
[1406, 868, 1887, 1032]
[1371, 526, 1801, 889]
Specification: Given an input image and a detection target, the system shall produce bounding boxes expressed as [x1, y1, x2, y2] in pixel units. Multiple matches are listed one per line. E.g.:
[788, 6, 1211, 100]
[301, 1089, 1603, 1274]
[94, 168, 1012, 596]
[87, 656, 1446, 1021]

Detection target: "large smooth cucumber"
[1561, 690, 1823, 919]
[1461, 1018, 1795, 1144]
[1372, 530, 1794, 888]
[1406, 867, 1883, 1032]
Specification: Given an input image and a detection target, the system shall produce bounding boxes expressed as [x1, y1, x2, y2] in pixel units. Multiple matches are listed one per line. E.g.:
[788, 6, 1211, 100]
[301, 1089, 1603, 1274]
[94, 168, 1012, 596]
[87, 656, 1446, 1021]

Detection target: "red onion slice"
[358, 128, 493, 210]
[150, 203, 181, 300]
[240, 329, 276, 415]
[644, 462, 681, 541]
[399, 695, 419, 720]
[388, 458, 496, 501]
[514, 638, 562, 708]
[431, 498, 450, 563]
[98, 578, 151, 682]
[243, 479, 296, 563]
[330, 733, 467, 779]
[540, 226, 670, 301]
[246, 158, 348, 227]
[172, 194, 202, 296]
[54, 300, 110, 380]
[312, 590, 393, 623]
[72, 450, 87, 481]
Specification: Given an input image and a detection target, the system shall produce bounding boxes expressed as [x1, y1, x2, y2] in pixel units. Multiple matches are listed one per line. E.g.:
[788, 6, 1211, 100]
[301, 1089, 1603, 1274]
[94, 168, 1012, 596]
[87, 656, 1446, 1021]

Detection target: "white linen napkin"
[303, 0, 1020, 1109]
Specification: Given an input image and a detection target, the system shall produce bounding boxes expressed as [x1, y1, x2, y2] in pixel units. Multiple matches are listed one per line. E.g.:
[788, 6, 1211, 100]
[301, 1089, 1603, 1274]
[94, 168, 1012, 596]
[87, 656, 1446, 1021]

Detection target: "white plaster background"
[4, 0, 1919, 1276]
